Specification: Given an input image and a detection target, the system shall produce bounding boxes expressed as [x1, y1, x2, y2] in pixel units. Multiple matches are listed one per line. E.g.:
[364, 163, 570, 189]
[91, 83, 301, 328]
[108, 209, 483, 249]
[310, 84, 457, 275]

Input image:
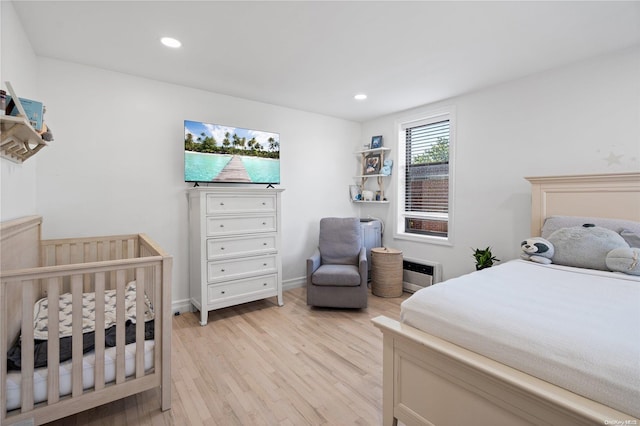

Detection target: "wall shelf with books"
[1, 82, 49, 163]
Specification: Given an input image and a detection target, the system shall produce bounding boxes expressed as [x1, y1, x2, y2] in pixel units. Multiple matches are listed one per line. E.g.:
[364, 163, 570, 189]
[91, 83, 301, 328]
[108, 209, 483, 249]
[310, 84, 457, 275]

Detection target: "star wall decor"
[604, 151, 623, 166]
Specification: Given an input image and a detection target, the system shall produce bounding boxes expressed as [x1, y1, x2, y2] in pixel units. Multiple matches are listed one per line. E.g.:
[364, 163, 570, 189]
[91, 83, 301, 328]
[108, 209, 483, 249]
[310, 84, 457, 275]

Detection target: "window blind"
[403, 119, 450, 236]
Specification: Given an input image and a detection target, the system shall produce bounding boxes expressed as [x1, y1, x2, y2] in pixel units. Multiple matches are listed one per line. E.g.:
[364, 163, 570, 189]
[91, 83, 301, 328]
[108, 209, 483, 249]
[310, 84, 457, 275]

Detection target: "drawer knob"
[220, 224, 224, 228]
[220, 202, 224, 206]
[262, 202, 266, 205]
[221, 247, 225, 250]
[262, 222, 267, 225]
[263, 242, 267, 246]
[263, 283, 267, 286]
[221, 269, 225, 272]
[263, 263, 267, 266]
[221, 290, 225, 294]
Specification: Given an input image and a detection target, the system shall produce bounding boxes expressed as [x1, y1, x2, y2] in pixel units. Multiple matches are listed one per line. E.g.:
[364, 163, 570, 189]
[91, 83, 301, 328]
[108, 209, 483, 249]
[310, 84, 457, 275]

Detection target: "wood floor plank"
[43, 287, 408, 425]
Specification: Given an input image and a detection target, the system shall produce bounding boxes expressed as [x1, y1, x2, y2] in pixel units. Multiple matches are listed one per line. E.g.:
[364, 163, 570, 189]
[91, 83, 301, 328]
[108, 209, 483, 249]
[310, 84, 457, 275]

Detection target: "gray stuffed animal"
[548, 224, 640, 275]
[520, 237, 554, 264]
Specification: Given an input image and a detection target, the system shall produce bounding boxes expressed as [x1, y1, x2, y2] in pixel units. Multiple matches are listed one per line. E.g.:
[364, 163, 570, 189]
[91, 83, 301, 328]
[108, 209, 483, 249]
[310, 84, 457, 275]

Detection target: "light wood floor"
[45, 287, 409, 425]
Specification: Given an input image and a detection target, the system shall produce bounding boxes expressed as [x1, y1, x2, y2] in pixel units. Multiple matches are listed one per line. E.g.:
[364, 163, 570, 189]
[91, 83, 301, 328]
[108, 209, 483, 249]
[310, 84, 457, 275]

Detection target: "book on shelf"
[5, 95, 44, 131]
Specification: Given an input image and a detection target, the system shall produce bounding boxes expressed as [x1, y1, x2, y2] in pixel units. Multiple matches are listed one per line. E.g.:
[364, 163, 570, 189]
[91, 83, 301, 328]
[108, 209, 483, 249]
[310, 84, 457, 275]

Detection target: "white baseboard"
[172, 298, 192, 316]
[283, 276, 305, 290]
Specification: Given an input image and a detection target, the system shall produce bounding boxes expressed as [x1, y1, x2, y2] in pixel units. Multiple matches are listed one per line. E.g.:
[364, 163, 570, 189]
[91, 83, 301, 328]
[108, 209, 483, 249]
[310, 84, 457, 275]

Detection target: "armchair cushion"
[311, 264, 361, 287]
[319, 217, 361, 265]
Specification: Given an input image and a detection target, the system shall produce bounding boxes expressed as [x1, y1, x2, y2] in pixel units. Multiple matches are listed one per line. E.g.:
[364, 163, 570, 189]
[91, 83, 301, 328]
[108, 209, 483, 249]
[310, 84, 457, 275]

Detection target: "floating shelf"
[353, 147, 391, 204]
[354, 174, 388, 179]
[1, 115, 47, 163]
[355, 147, 391, 155]
[1, 82, 48, 164]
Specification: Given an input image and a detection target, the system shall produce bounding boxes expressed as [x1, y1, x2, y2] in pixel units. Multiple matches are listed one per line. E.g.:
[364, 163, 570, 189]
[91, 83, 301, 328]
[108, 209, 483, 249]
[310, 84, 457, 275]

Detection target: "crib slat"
[154, 264, 162, 380]
[116, 270, 126, 384]
[97, 239, 106, 262]
[56, 243, 70, 266]
[109, 241, 117, 288]
[94, 272, 106, 390]
[20, 280, 35, 412]
[71, 274, 83, 397]
[127, 239, 136, 282]
[128, 239, 135, 259]
[160, 257, 172, 411]
[70, 242, 82, 265]
[115, 241, 122, 264]
[47, 278, 61, 404]
[135, 268, 145, 378]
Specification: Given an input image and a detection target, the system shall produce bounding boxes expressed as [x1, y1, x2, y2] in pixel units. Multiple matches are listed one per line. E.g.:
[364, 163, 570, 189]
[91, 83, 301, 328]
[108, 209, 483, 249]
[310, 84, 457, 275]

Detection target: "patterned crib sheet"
[32, 281, 154, 340]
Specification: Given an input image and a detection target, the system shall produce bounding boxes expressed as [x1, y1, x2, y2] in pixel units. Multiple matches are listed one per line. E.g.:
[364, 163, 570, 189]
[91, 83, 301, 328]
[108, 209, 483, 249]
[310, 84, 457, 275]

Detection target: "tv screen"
[184, 120, 280, 184]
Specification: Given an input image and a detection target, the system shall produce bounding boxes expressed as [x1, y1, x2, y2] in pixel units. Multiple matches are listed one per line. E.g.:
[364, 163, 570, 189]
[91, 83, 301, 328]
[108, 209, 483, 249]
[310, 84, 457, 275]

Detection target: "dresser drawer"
[207, 274, 277, 303]
[208, 255, 277, 282]
[206, 194, 275, 214]
[207, 234, 277, 260]
[206, 215, 276, 236]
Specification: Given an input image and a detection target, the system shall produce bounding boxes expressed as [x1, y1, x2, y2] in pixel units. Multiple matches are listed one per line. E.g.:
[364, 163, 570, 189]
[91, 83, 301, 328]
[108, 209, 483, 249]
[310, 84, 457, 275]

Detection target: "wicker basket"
[371, 247, 403, 297]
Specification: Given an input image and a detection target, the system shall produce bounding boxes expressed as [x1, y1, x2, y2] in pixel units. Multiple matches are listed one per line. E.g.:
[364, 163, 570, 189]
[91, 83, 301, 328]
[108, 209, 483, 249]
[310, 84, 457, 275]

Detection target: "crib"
[1, 216, 172, 425]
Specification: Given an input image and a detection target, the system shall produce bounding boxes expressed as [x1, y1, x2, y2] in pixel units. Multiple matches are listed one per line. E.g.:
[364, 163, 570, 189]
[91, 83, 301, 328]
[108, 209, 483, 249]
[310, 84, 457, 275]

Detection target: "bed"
[1, 216, 172, 425]
[372, 172, 640, 426]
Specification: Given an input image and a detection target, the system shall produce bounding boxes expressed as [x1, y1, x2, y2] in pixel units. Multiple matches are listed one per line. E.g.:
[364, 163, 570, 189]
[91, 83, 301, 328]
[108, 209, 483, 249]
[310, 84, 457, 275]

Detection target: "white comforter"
[400, 260, 640, 418]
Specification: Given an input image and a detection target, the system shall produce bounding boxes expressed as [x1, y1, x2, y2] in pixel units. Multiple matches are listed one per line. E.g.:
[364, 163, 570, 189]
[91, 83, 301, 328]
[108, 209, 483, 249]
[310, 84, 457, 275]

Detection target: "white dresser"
[188, 187, 284, 325]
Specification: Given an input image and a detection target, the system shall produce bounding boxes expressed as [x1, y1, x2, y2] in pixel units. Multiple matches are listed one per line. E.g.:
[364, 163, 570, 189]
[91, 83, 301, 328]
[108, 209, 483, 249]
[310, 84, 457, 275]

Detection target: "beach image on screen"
[184, 120, 280, 184]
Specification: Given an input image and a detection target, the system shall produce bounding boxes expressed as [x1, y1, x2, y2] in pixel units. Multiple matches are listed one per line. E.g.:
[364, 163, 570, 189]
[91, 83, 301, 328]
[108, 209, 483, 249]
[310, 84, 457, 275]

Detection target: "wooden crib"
[1, 216, 172, 425]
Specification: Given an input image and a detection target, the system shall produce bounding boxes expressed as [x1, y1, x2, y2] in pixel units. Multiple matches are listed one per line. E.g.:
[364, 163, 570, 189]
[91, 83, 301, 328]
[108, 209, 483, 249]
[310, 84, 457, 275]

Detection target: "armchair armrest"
[359, 247, 368, 285]
[307, 248, 321, 279]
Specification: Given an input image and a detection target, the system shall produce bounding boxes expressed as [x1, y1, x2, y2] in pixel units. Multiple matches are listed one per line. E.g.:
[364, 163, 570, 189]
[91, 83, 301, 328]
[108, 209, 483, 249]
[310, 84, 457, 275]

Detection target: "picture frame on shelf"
[364, 154, 381, 175]
[371, 135, 383, 149]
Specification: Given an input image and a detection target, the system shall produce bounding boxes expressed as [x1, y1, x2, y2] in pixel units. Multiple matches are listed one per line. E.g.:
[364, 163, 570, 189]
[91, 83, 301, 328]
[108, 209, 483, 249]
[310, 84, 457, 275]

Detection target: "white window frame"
[394, 106, 456, 246]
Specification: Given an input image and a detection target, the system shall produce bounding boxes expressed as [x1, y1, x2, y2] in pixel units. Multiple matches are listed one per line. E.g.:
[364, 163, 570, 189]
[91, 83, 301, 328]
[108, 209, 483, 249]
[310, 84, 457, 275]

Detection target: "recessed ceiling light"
[354, 94, 367, 100]
[161, 37, 182, 48]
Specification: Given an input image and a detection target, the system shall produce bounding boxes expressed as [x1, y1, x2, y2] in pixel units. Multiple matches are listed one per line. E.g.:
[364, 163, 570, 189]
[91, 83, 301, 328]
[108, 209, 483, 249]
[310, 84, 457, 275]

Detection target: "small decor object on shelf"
[371, 135, 383, 149]
[362, 190, 374, 201]
[364, 154, 381, 175]
[381, 159, 393, 176]
[349, 185, 362, 201]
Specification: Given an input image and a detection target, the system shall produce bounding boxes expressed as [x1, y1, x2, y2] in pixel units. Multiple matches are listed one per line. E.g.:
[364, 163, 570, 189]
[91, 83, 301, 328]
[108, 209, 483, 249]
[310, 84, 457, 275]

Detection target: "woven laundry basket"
[371, 247, 403, 297]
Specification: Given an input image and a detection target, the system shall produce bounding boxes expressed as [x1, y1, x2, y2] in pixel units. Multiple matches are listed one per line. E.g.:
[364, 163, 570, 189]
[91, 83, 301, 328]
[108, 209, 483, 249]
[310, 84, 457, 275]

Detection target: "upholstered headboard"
[526, 173, 640, 237]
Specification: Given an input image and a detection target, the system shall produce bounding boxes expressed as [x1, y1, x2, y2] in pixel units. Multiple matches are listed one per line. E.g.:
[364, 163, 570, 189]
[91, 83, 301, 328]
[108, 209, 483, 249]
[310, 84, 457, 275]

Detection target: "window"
[397, 108, 454, 244]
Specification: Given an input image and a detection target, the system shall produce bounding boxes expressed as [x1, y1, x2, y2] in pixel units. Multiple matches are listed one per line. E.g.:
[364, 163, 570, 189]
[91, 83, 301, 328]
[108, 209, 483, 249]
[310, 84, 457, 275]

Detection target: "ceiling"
[11, 1, 640, 122]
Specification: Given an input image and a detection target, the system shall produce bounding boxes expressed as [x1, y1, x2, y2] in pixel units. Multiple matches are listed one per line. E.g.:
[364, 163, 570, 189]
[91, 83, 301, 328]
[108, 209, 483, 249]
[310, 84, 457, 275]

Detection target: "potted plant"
[472, 246, 500, 270]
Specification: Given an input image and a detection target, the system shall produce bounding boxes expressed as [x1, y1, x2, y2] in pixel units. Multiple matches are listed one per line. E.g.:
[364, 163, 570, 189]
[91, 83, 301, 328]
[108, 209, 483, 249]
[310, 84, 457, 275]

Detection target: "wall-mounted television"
[184, 120, 280, 185]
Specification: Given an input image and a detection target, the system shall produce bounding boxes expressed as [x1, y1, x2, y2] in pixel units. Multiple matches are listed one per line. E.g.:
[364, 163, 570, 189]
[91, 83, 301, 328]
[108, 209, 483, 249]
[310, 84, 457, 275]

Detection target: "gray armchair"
[306, 217, 368, 308]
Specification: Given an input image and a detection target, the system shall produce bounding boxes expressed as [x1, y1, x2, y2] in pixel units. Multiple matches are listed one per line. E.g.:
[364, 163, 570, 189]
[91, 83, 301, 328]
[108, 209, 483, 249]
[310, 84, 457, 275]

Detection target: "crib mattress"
[6, 340, 155, 411]
[400, 260, 640, 418]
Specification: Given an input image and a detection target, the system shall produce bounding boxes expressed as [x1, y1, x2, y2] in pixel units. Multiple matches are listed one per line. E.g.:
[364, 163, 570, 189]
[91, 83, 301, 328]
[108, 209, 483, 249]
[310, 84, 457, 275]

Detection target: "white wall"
[4, 1, 638, 302]
[361, 47, 640, 281]
[34, 58, 360, 310]
[0, 1, 39, 221]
